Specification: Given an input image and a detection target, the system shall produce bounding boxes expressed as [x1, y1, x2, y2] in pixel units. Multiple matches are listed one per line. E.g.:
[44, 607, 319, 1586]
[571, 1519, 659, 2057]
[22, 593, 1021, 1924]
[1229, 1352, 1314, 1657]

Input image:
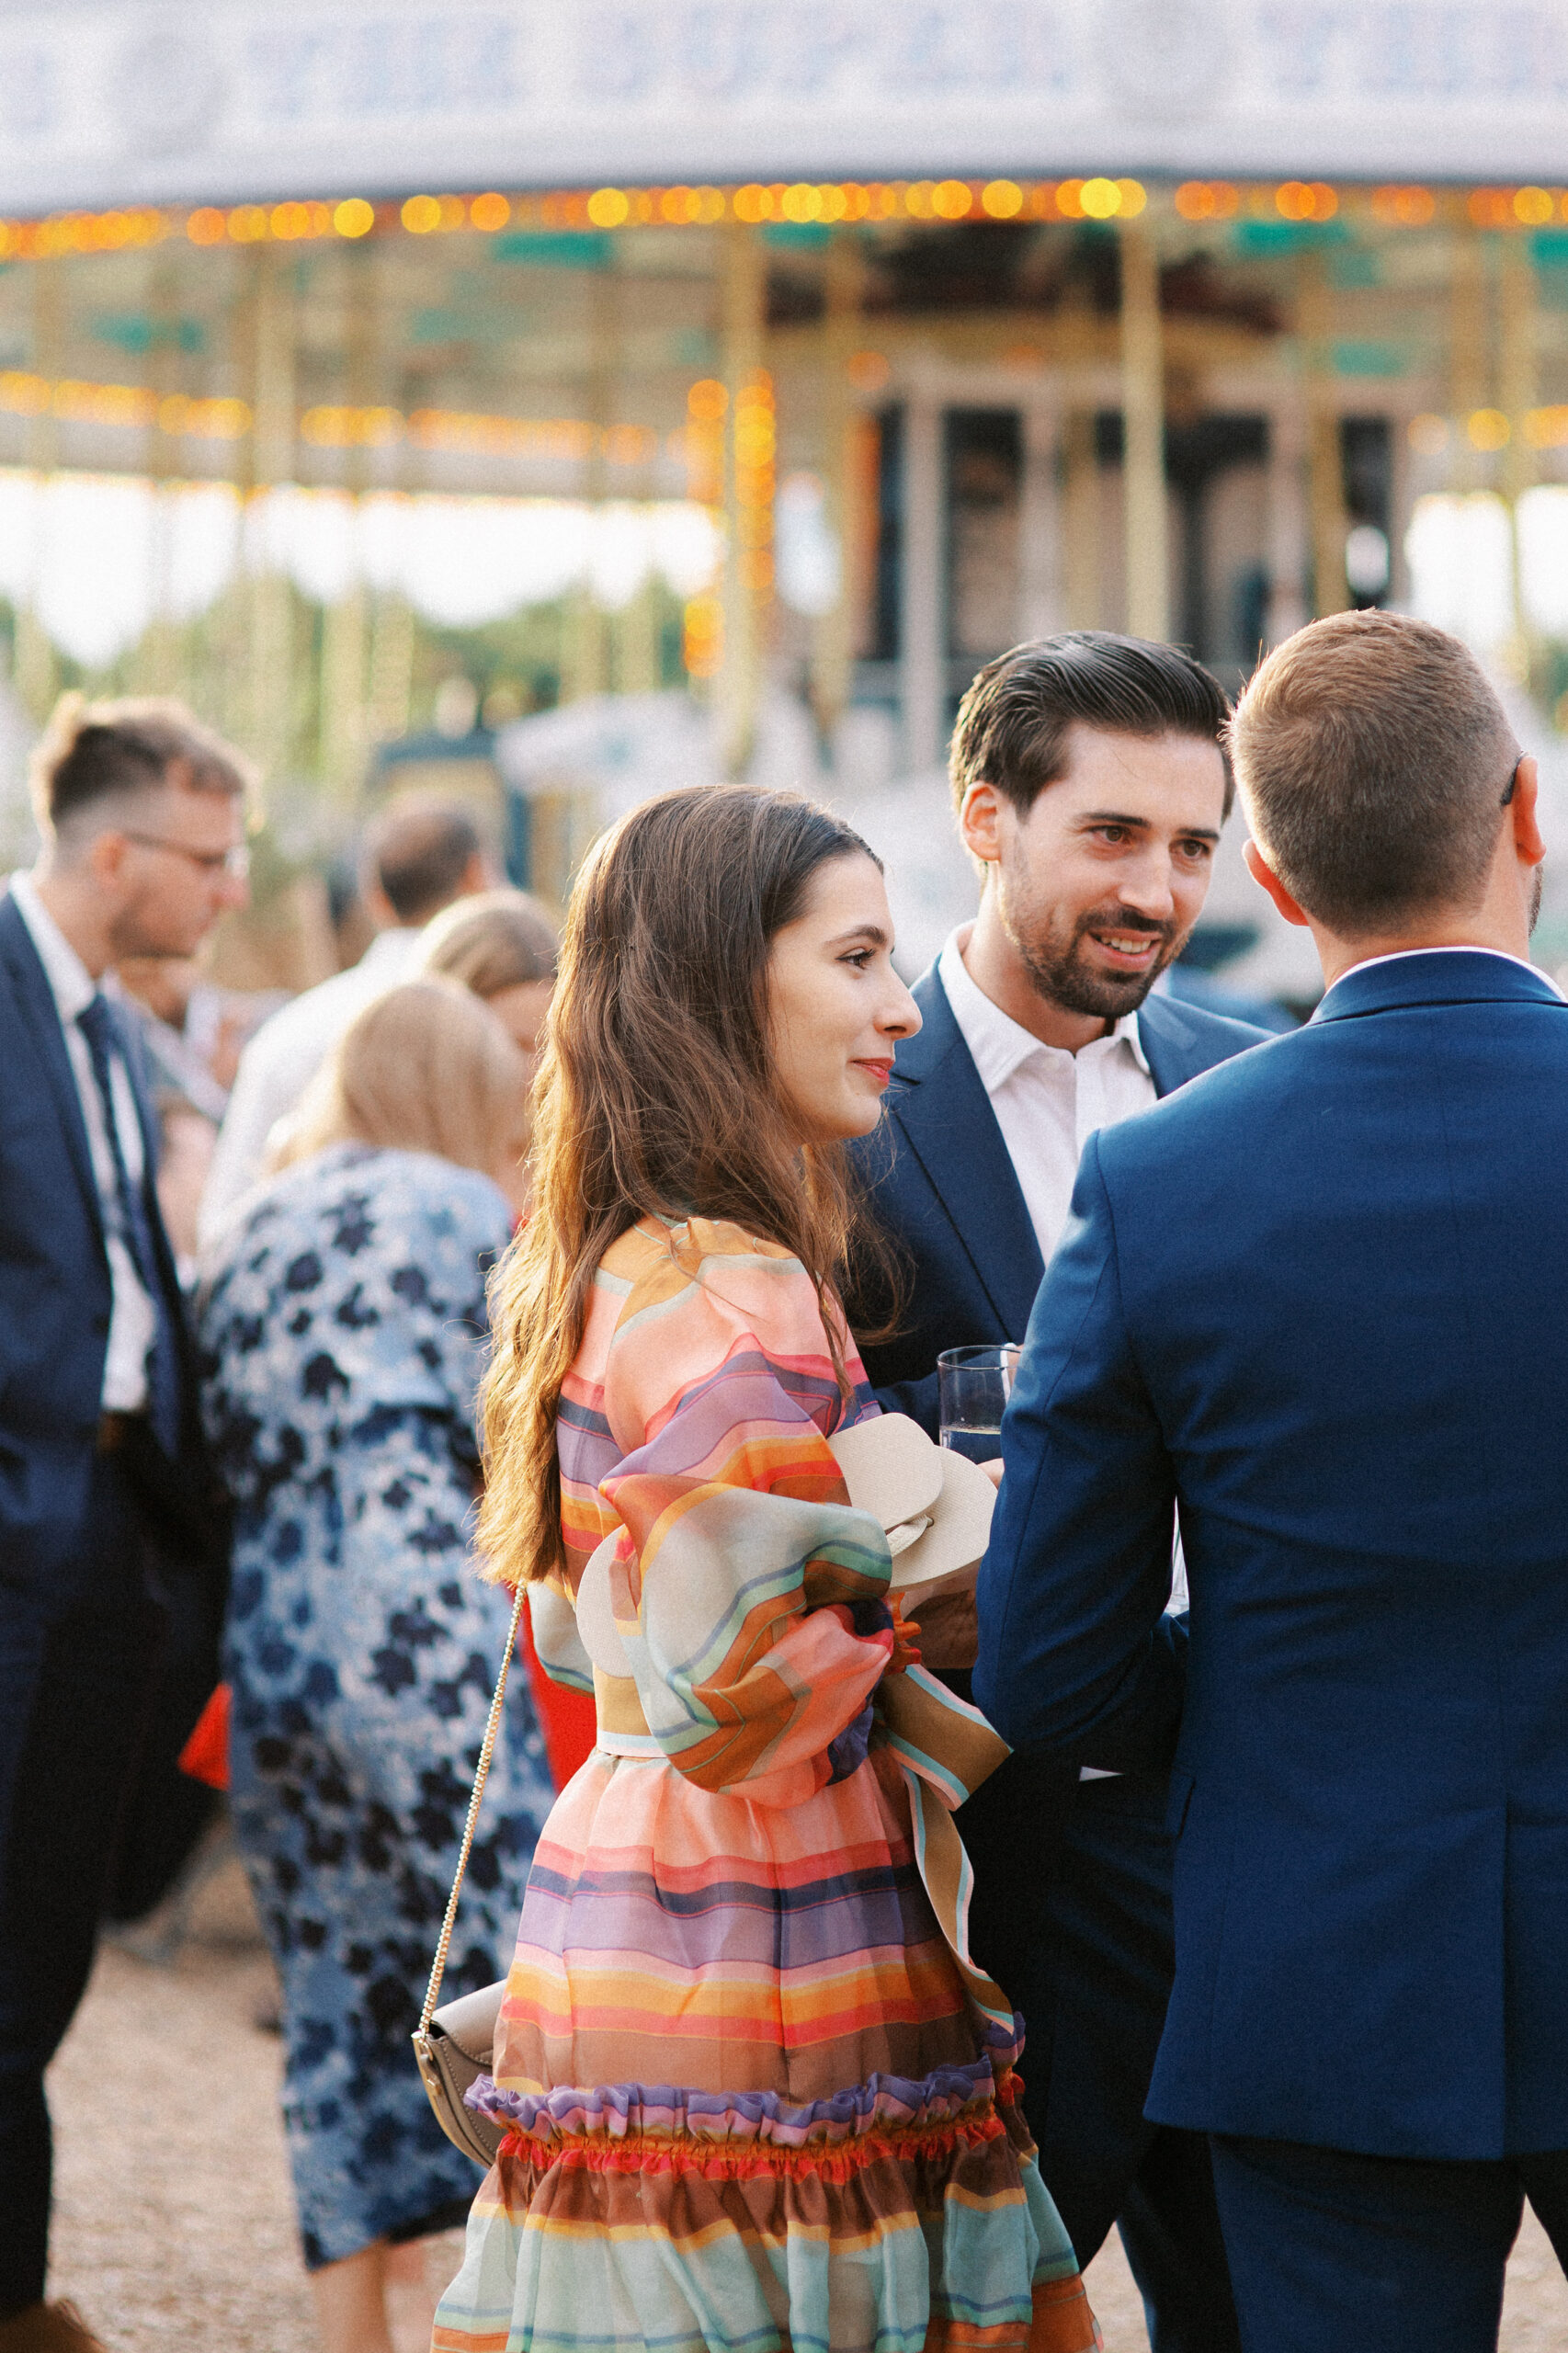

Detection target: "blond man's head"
[1231, 611, 1517, 935]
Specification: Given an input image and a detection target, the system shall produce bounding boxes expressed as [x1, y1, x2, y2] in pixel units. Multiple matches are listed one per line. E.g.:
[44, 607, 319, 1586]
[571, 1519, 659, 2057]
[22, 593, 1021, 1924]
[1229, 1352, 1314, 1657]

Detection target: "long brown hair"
[480, 783, 892, 1587]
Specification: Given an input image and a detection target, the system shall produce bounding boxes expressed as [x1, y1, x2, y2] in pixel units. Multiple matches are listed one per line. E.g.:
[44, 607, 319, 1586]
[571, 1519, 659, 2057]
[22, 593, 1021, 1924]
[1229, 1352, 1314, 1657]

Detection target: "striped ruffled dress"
[434, 1216, 1097, 2353]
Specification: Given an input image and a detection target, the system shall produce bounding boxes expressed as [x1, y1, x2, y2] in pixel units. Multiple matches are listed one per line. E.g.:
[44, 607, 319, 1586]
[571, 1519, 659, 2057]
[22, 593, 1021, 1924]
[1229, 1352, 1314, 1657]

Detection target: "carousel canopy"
[7, 0, 1568, 217]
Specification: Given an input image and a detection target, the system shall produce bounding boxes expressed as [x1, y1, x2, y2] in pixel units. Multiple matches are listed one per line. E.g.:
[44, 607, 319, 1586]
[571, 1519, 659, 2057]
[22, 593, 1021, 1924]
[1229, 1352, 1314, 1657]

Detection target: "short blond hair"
[1231, 611, 1517, 932]
[283, 979, 529, 1190]
[415, 887, 559, 999]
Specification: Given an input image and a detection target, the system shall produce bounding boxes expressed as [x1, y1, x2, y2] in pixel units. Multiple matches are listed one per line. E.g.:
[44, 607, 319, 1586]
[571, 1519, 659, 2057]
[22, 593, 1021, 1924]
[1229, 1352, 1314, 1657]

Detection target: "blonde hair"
[280, 978, 529, 1192]
[415, 887, 560, 999]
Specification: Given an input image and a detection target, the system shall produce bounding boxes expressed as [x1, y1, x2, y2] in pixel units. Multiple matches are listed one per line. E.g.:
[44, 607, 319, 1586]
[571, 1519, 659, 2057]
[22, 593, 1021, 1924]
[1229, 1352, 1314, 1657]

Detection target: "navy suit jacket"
[850, 962, 1268, 1431]
[975, 949, 1568, 2159]
[0, 886, 208, 1593]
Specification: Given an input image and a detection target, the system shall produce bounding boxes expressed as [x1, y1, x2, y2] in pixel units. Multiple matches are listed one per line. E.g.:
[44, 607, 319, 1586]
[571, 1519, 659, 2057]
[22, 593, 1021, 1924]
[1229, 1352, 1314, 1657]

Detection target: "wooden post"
[140, 254, 184, 699]
[563, 267, 612, 704]
[899, 389, 944, 771]
[320, 243, 377, 803]
[1018, 400, 1064, 642]
[1299, 250, 1348, 617]
[1062, 408, 1099, 631]
[810, 230, 864, 745]
[245, 250, 297, 790]
[1265, 402, 1310, 647]
[716, 220, 768, 778]
[1120, 217, 1170, 642]
[368, 591, 415, 748]
[616, 577, 661, 699]
[16, 256, 61, 722]
[1449, 229, 1489, 492]
[1500, 238, 1539, 649]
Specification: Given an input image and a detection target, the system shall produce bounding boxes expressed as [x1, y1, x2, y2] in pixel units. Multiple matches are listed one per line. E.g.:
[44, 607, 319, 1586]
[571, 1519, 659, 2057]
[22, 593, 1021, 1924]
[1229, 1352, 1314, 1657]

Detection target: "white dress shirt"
[938, 926, 1183, 1684]
[199, 926, 419, 1249]
[10, 871, 155, 1412]
[937, 926, 1158, 1267]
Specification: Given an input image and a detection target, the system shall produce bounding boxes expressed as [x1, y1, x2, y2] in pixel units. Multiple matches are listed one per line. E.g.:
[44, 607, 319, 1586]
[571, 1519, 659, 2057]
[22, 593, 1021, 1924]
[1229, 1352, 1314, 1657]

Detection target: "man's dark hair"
[949, 632, 1233, 821]
[369, 795, 484, 925]
[33, 691, 252, 833]
[1231, 609, 1517, 932]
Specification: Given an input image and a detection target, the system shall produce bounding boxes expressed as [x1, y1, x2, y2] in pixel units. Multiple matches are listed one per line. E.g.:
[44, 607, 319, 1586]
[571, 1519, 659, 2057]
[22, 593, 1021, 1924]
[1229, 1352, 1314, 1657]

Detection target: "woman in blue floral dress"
[199, 981, 554, 2349]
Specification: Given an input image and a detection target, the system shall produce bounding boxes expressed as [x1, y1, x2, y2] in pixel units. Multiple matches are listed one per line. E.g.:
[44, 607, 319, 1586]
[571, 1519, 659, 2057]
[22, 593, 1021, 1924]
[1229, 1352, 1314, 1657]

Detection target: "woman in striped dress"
[434, 786, 1097, 2353]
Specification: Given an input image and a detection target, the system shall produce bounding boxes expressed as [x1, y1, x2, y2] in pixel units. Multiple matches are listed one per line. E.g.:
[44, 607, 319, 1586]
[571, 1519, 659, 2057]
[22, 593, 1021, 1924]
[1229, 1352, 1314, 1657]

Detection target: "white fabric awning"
[5, 2, 1568, 216]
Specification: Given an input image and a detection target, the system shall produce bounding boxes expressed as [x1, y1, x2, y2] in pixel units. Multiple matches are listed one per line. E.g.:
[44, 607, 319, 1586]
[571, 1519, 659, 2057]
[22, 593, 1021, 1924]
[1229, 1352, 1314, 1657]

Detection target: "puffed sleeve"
[596, 1230, 895, 1807]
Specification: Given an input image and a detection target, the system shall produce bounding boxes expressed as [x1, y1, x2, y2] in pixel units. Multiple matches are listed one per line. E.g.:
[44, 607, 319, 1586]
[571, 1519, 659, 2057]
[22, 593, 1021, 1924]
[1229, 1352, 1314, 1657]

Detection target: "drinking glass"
[937, 1345, 1020, 1463]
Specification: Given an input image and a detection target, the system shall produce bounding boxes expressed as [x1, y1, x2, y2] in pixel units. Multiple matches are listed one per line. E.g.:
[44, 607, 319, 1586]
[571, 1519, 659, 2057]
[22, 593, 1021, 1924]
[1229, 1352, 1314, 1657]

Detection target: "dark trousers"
[1209, 2133, 1568, 2353]
[959, 1756, 1240, 2353]
[0, 1456, 161, 2315]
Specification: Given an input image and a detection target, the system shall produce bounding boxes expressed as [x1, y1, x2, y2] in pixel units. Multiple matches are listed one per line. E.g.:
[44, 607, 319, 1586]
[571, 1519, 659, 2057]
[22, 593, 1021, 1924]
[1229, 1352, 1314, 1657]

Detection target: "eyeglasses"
[120, 830, 250, 880]
[1501, 757, 1523, 807]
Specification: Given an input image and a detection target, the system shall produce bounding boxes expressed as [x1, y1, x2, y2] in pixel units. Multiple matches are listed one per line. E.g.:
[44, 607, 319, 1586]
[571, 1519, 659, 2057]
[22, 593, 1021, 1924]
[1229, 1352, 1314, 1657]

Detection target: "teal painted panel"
[1232, 220, 1351, 255]
[490, 231, 612, 267]
[91, 312, 206, 355]
[1332, 339, 1408, 377]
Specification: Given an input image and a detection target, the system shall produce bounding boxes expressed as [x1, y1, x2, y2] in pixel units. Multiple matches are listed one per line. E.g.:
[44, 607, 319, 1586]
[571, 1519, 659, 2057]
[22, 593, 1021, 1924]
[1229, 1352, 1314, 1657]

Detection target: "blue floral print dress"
[199, 1141, 552, 2268]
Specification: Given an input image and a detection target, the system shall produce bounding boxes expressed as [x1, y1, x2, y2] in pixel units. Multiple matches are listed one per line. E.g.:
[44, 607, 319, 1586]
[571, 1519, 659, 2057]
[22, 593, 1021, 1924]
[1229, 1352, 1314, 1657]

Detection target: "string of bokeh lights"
[6, 178, 1568, 262]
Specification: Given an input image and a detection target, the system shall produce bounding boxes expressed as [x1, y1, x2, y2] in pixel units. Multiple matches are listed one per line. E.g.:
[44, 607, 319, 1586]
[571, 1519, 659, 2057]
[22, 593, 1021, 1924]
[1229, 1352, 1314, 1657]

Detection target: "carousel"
[1, 0, 1566, 977]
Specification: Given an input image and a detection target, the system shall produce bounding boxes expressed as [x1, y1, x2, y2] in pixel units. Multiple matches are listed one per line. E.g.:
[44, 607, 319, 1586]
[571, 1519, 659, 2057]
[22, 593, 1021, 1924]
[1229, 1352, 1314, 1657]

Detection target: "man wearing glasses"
[0, 695, 250, 2353]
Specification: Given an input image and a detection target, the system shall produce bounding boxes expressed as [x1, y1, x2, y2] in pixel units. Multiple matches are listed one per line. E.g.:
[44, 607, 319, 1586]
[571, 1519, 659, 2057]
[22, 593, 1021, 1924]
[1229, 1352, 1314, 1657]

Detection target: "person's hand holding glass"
[916, 1347, 1018, 1671]
[937, 1345, 1019, 1483]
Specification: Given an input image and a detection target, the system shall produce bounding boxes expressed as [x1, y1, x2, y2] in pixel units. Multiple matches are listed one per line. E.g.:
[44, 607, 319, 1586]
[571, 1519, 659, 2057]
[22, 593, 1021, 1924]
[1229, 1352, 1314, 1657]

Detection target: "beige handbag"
[410, 1578, 522, 2168]
[411, 1415, 996, 2167]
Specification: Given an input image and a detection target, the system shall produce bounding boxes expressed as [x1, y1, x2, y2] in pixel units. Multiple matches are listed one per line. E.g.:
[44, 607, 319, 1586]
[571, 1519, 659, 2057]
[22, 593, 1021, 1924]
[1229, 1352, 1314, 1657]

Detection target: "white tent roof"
[6, 2, 1567, 216]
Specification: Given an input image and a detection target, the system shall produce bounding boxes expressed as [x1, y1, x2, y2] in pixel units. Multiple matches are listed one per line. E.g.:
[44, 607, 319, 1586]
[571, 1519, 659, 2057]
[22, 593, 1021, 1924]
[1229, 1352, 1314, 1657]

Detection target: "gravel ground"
[44, 1843, 1568, 2353]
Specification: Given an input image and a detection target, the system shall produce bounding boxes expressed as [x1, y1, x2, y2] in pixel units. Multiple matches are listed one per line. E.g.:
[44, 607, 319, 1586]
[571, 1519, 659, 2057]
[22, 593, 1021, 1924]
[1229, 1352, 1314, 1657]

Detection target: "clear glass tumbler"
[936, 1344, 1020, 1463]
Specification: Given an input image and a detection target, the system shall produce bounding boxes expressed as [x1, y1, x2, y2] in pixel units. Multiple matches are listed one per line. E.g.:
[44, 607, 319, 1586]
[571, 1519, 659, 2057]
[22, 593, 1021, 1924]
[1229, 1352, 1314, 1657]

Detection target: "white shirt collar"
[1331, 944, 1563, 999]
[359, 926, 420, 977]
[937, 925, 1150, 1088]
[9, 870, 99, 1023]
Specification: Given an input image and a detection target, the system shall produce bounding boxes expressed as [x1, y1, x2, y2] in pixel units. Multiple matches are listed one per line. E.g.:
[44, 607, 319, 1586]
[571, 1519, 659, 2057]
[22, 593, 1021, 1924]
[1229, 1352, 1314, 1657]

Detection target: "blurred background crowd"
[11, 4, 1568, 2348]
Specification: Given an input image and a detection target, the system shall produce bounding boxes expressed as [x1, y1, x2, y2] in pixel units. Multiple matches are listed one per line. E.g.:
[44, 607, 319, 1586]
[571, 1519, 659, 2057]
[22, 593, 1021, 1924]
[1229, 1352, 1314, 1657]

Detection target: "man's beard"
[1531, 862, 1544, 934]
[1013, 903, 1181, 1021]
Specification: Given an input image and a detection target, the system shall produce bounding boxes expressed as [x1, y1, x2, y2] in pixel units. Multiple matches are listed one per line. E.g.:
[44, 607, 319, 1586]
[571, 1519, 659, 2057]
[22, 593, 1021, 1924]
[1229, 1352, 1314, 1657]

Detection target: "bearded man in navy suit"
[851, 634, 1266, 2351]
[0, 697, 249, 2353]
[978, 610, 1568, 2351]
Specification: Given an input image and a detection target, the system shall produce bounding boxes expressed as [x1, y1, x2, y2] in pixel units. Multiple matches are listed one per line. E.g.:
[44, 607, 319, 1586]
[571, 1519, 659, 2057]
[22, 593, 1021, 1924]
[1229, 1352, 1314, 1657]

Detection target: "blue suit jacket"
[974, 949, 1568, 2159]
[0, 886, 207, 1592]
[850, 963, 1269, 1430]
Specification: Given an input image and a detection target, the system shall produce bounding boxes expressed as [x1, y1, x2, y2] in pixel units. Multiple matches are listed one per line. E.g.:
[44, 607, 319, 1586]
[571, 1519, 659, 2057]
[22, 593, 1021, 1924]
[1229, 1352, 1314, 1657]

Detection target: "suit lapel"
[0, 890, 104, 1238]
[1136, 991, 1215, 1097]
[889, 970, 1044, 1339]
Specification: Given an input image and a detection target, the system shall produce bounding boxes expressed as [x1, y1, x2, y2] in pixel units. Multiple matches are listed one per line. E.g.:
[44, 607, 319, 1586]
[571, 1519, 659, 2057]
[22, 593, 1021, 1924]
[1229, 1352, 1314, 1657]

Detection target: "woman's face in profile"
[766, 851, 921, 1145]
[485, 977, 555, 1059]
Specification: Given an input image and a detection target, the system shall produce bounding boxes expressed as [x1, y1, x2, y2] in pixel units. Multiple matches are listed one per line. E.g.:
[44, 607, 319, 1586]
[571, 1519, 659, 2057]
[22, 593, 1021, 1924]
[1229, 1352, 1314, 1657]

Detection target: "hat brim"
[828, 1412, 996, 1600]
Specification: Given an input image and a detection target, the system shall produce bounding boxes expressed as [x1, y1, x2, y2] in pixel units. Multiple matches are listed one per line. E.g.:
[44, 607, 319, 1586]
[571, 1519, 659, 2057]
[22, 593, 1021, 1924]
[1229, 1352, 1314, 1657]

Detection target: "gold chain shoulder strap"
[417, 1576, 528, 2036]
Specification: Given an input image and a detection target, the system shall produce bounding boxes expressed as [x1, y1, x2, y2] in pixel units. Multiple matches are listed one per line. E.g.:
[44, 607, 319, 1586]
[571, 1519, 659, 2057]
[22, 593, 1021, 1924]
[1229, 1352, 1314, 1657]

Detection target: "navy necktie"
[76, 992, 183, 1456]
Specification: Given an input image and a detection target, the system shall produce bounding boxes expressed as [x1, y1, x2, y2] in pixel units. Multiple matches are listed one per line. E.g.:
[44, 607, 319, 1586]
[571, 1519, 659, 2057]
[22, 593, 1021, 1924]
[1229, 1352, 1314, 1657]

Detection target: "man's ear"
[86, 829, 131, 893]
[1244, 837, 1312, 929]
[1510, 755, 1547, 868]
[959, 782, 1006, 866]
